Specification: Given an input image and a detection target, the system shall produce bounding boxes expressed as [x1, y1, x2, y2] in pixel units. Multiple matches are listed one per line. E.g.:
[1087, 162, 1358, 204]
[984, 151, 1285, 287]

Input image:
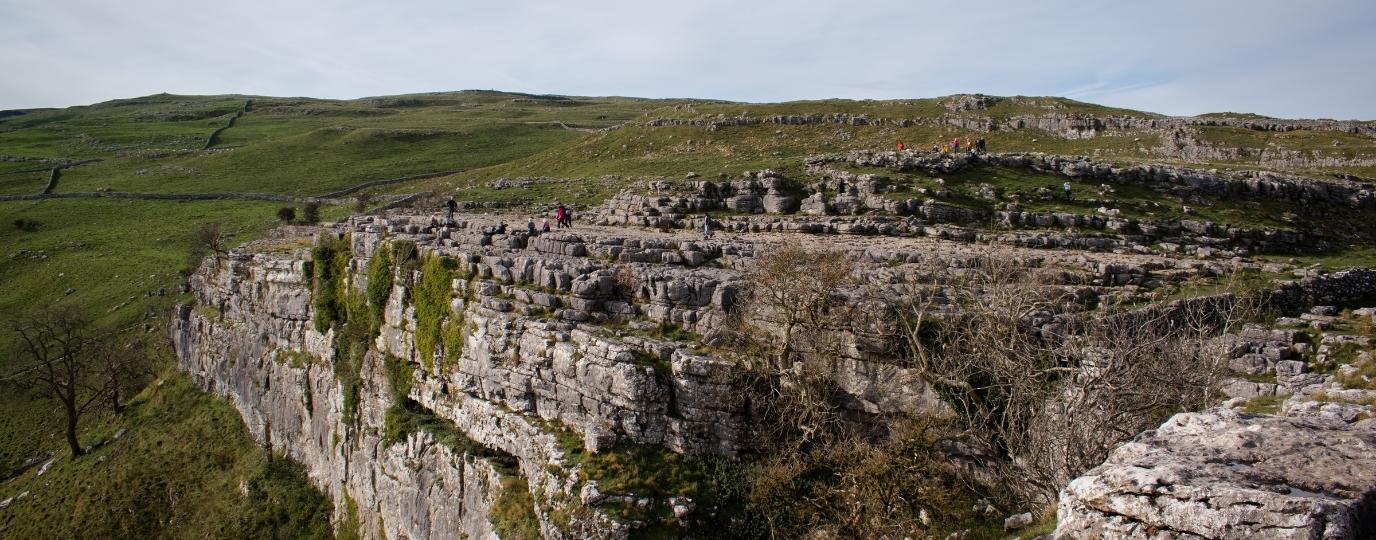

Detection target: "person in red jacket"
[897, 141, 906, 151]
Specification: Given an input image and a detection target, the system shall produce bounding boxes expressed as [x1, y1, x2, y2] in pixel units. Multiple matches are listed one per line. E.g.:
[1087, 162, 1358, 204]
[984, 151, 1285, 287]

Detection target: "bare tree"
[7, 308, 107, 457]
[897, 251, 1257, 506]
[727, 243, 865, 453]
[737, 244, 860, 369]
[186, 222, 229, 273]
[95, 334, 156, 414]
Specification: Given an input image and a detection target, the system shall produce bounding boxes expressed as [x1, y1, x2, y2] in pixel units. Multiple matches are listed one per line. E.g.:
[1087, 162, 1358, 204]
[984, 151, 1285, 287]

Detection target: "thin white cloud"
[1, 0, 1373, 119]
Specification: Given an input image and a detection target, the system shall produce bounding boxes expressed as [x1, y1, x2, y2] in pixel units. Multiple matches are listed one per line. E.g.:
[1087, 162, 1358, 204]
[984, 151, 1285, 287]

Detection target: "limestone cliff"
[173, 208, 1376, 539]
[171, 214, 952, 538]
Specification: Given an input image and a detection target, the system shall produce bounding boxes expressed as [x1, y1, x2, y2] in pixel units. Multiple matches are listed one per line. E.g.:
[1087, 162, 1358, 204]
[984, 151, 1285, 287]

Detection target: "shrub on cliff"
[310, 234, 350, 333]
[721, 244, 997, 538]
[490, 476, 540, 540]
[414, 254, 456, 370]
[365, 242, 395, 336]
[302, 201, 321, 224]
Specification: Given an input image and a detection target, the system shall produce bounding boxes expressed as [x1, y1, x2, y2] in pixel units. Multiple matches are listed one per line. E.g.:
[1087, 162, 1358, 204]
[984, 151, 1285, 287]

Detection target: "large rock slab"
[1055, 409, 1376, 539]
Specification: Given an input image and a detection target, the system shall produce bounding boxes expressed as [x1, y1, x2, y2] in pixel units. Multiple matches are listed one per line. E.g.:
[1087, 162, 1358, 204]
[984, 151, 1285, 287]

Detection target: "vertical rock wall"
[173, 250, 508, 539]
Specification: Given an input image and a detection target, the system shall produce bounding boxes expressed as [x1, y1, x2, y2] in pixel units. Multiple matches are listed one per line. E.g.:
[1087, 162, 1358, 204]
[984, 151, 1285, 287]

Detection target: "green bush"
[12, 217, 41, 232]
[303, 201, 321, 224]
[337, 488, 363, 540]
[490, 476, 540, 540]
[383, 354, 413, 402]
[310, 234, 351, 333]
[333, 314, 368, 427]
[228, 458, 336, 540]
[414, 254, 457, 370]
[365, 243, 395, 336]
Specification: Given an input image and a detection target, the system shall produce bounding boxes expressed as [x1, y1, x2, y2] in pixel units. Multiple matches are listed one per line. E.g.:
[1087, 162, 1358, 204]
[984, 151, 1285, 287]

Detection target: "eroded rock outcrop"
[1055, 409, 1376, 539]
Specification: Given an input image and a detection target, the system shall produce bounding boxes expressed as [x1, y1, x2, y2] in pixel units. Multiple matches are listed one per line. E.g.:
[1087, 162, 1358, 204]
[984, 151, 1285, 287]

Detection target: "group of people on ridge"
[443, 197, 575, 235]
[896, 137, 987, 154]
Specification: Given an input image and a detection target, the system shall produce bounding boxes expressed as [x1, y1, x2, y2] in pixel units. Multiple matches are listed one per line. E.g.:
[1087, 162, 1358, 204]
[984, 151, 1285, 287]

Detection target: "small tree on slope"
[6, 308, 107, 457]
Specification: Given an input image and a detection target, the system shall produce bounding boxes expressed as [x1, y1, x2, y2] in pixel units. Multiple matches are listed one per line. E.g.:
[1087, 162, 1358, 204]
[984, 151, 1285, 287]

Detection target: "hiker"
[1062, 181, 1073, 200]
[542, 218, 551, 233]
[837, 180, 847, 194]
[555, 204, 568, 228]
[527, 220, 537, 235]
[444, 197, 457, 224]
[496, 222, 508, 234]
[976, 138, 987, 153]
[702, 214, 714, 240]
[897, 140, 906, 151]
[563, 209, 574, 228]
[952, 138, 961, 152]
[964, 137, 973, 153]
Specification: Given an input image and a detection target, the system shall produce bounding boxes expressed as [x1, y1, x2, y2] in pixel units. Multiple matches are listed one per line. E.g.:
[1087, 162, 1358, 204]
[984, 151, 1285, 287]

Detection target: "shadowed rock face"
[1055, 409, 1376, 540]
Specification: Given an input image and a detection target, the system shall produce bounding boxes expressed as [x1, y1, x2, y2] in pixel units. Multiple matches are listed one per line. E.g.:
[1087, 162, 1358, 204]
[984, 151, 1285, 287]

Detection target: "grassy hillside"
[0, 369, 335, 539]
[2, 89, 1375, 538]
[0, 91, 669, 195]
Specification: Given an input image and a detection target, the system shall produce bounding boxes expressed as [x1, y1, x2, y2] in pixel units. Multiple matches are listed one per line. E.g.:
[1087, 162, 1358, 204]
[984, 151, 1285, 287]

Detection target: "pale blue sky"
[2, 0, 1373, 119]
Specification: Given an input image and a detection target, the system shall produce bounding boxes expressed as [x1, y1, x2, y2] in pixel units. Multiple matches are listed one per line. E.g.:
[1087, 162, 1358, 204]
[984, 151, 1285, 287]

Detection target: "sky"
[2, 0, 1374, 119]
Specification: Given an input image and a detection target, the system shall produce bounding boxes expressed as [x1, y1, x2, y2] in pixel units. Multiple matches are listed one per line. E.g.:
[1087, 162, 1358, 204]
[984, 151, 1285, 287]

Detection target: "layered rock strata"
[176, 211, 1376, 539]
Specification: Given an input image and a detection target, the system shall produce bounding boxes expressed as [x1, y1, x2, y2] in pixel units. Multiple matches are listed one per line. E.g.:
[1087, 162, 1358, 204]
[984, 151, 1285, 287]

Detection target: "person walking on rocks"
[976, 137, 987, 154]
[952, 138, 961, 152]
[445, 197, 457, 224]
[702, 214, 714, 240]
[1063, 181, 1073, 201]
[896, 140, 905, 151]
[555, 204, 568, 229]
[527, 220, 537, 236]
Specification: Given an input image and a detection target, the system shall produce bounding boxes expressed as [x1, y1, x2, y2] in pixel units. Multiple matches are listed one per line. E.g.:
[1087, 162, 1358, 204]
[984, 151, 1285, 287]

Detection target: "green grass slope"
[0, 370, 335, 539]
